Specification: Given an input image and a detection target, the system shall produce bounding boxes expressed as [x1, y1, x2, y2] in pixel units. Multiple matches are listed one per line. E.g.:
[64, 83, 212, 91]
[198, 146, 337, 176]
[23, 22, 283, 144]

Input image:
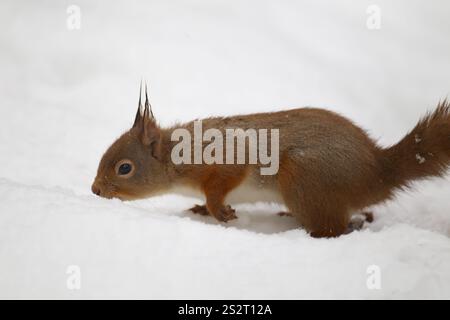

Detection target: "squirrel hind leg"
[280, 190, 350, 238]
[278, 164, 351, 237]
[306, 208, 350, 238]
[278, 161, 351, 238]
[283, 199, 350, 238]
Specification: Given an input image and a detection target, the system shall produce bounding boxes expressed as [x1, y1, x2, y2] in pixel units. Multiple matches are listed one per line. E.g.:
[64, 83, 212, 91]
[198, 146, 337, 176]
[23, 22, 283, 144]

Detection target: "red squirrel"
[92, 84, 450, 238]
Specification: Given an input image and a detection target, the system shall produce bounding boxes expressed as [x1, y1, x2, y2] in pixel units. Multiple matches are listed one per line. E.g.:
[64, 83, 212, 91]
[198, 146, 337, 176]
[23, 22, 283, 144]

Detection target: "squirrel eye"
[115, 159, 135, 178]
[118, 163, 132, 175]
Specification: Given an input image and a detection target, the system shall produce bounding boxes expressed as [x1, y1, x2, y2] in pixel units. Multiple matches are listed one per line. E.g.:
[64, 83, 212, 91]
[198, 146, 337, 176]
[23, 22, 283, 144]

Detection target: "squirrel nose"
[91, 183, 101, 196]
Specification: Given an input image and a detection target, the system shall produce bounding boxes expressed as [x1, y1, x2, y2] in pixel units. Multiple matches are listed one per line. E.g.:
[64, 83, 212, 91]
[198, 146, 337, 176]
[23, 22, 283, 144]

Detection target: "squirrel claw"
[277, 211, 293, 217]
[345, 211, 375, 234]
[362, 211, 374, 223]
[189, 204, 210, 216]
[217, 205, 237, 222]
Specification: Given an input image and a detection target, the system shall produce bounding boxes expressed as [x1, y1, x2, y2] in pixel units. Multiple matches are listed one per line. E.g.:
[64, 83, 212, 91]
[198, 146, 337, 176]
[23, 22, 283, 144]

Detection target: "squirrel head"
[91, 83, 167, 200]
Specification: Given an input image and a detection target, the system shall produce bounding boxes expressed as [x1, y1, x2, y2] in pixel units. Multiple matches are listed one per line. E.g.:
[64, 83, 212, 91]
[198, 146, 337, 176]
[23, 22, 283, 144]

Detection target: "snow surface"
[1, 0, 450, 299]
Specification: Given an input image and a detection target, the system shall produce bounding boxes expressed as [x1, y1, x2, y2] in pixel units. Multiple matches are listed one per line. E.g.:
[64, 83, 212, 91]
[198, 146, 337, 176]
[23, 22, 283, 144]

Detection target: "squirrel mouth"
[110, 190, 137, 201]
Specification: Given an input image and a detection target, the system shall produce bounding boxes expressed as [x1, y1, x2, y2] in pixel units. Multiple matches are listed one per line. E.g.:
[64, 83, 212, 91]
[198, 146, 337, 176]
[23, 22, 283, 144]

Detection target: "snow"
[416, 153, 426, 164]
[1, 0, 450, 299]
[415, 134, 422, 144]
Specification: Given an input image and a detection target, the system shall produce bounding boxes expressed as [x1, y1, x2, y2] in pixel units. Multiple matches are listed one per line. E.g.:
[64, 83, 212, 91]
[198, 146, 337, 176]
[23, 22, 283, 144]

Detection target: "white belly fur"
[168, 175, 284, 205]
[225, 178, 284, 204]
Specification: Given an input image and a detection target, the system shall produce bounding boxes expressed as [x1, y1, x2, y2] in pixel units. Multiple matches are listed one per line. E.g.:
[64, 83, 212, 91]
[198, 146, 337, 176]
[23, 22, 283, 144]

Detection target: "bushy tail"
[380, 100, 450, 191]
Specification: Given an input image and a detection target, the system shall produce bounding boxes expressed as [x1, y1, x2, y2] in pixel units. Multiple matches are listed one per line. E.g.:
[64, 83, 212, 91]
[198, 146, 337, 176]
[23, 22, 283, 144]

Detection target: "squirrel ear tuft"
[133, 80, 144, 128]
[137, 81, 161, 159]
[133, 81, 156, 128]
[143, 82, 154, 119]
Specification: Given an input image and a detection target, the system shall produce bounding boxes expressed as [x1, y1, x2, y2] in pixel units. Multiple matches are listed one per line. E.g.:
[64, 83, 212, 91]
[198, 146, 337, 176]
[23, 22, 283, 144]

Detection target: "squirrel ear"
[140, 83, 162, 159]
[141, 117, 161, 159]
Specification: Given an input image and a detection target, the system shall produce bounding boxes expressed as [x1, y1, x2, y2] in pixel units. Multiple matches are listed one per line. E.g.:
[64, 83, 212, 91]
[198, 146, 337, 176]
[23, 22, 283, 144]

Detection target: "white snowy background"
[1, 0, 449, 299]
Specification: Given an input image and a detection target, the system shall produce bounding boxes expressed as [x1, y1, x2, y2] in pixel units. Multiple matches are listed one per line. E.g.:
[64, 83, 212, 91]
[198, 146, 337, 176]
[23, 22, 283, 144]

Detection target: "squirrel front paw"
[214, 205, 238, 222]
[189, 204, 210, 216]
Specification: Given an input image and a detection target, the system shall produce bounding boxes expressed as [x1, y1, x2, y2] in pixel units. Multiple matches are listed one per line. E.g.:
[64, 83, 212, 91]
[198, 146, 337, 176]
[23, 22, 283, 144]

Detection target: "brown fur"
[92, 99, 450, 238]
